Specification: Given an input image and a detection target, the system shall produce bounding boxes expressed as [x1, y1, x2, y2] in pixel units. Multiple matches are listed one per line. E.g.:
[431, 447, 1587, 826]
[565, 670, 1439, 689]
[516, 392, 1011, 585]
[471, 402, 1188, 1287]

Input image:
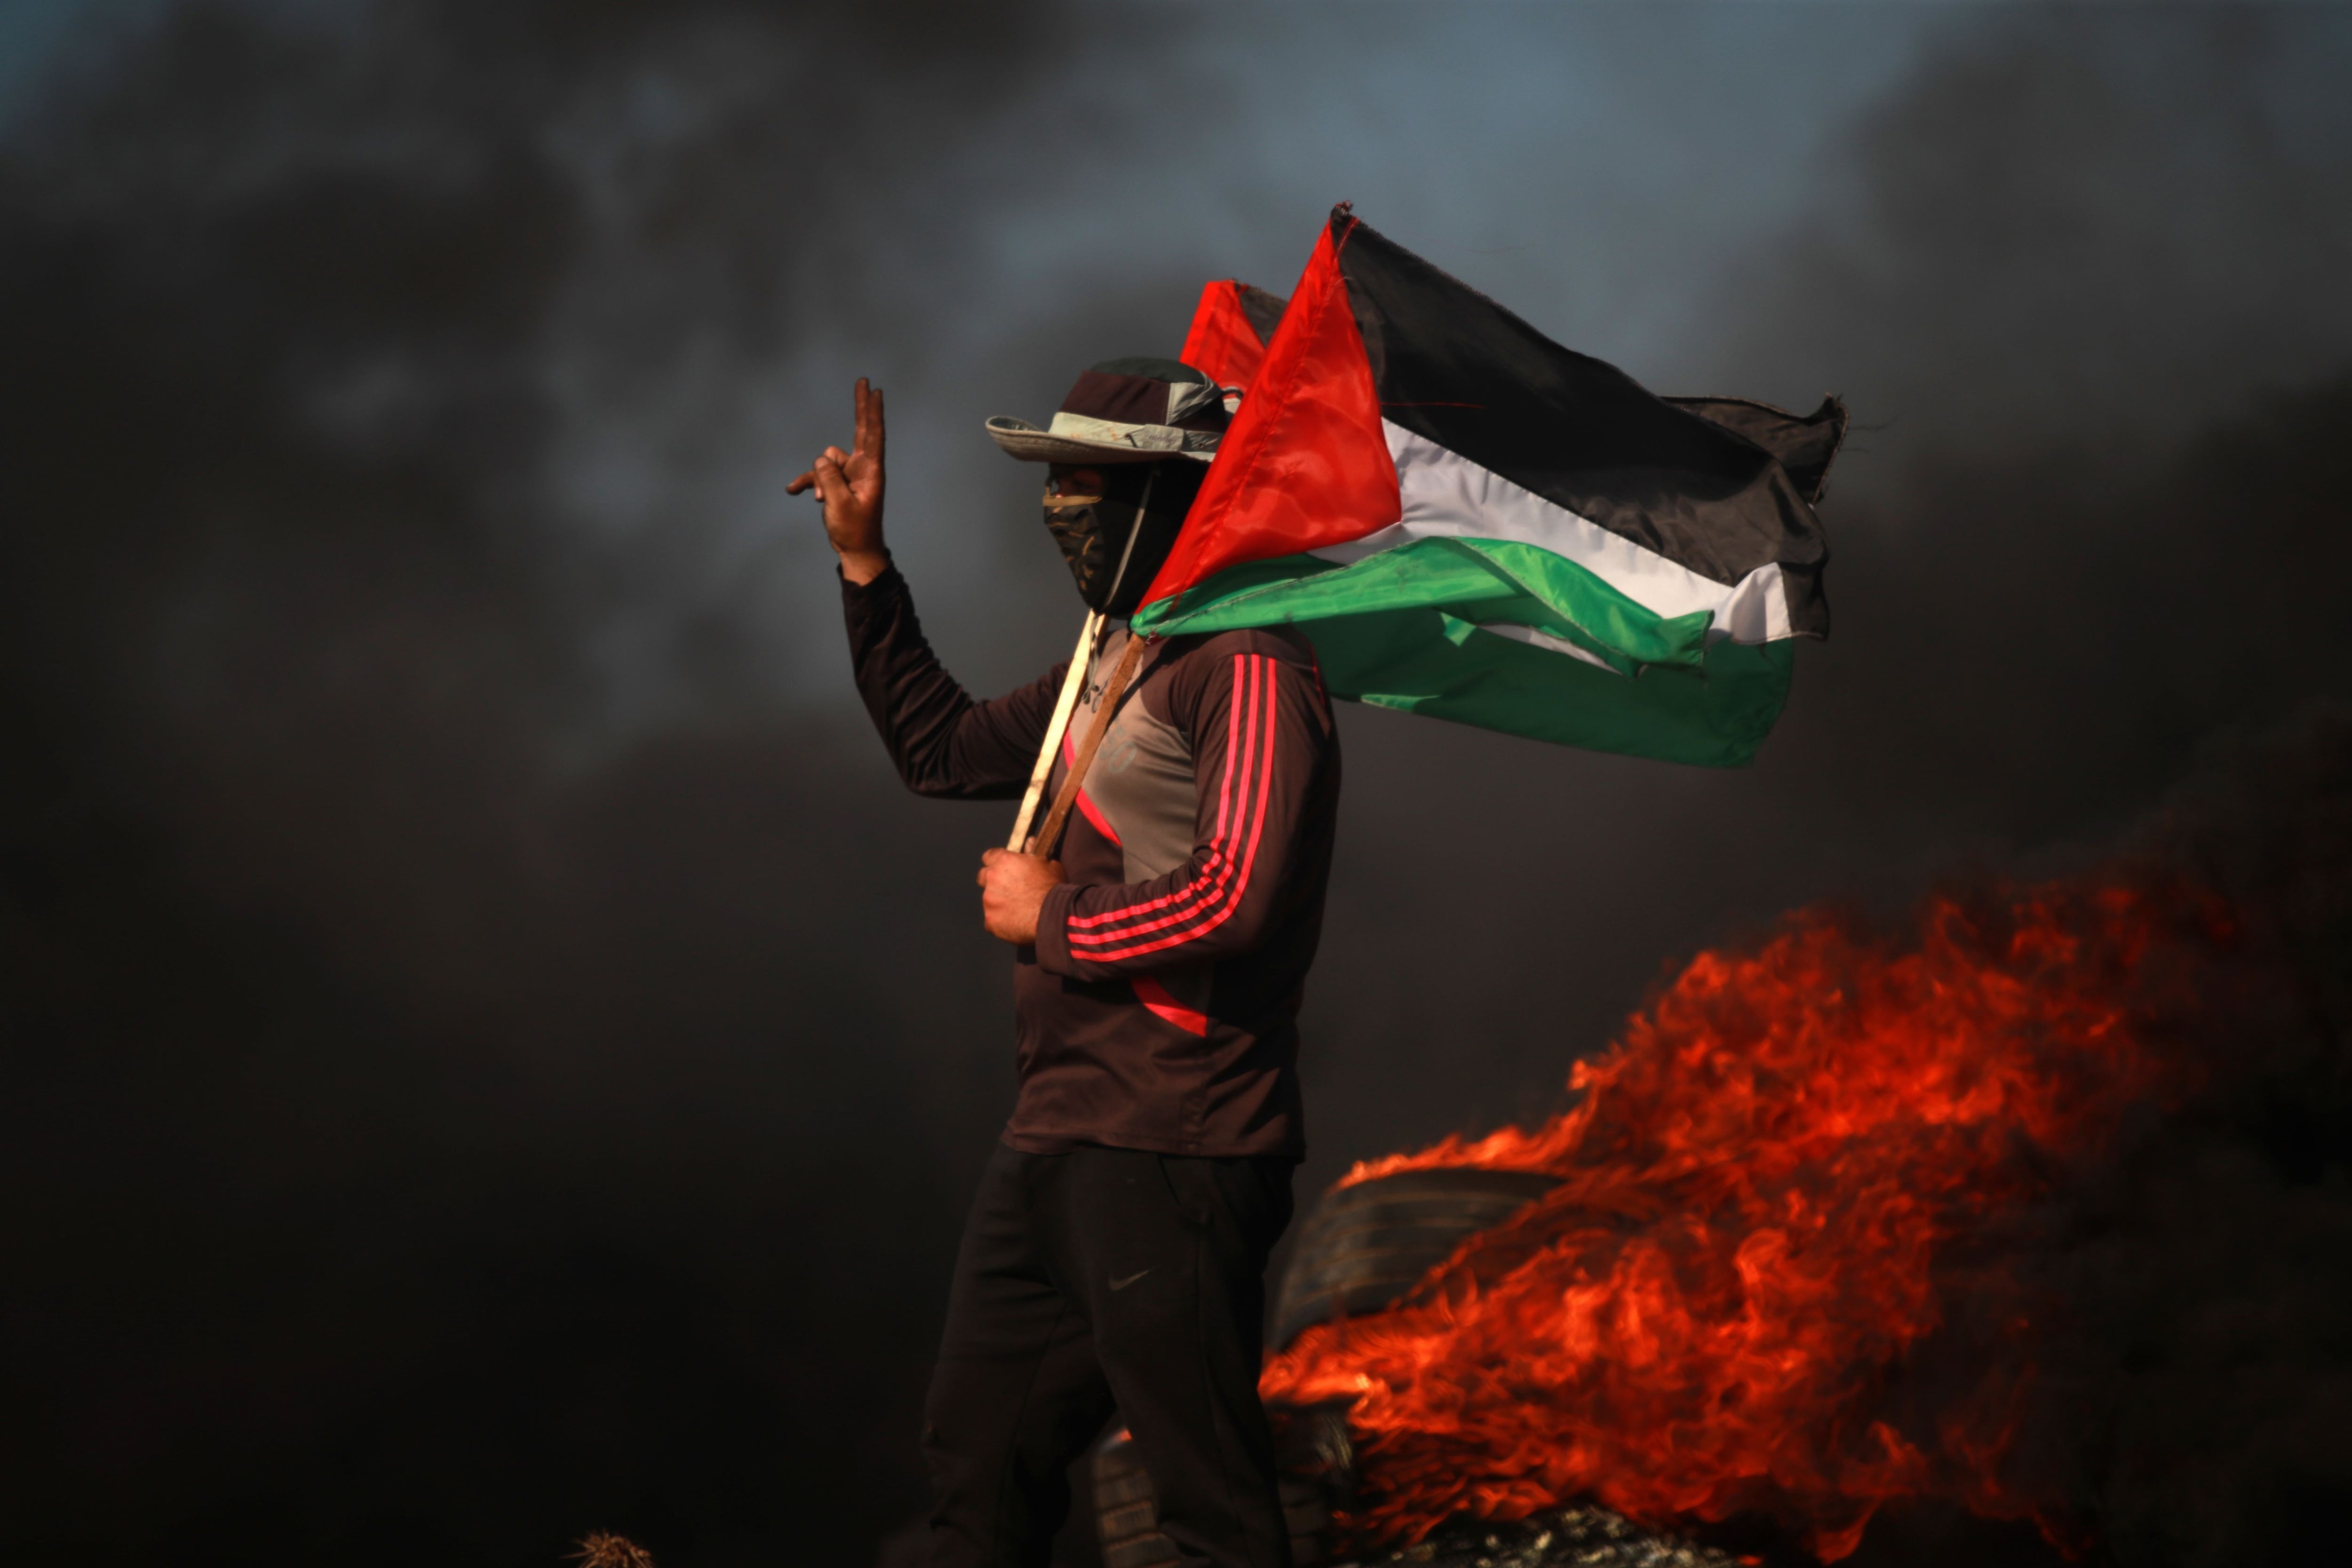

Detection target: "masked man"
[789, 364, 1341, 1568]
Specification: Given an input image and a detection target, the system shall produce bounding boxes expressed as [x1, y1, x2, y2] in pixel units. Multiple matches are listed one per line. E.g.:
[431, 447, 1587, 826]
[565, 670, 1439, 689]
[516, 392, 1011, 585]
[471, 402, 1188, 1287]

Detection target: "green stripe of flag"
[1133, 541, 1792, 767]
[1311, 612, 1791, 767]
[1134, 536, 1716, 675]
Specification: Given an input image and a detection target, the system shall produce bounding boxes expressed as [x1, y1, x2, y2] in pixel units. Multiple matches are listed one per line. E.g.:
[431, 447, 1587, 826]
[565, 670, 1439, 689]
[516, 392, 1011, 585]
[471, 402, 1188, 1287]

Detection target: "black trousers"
[921, 1143, 1296, 1568]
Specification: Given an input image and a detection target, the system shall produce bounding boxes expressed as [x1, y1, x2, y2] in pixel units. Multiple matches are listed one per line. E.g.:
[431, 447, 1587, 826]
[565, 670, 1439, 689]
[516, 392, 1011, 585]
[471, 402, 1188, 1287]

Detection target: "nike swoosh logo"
[1107, 1268, 1153, 1291]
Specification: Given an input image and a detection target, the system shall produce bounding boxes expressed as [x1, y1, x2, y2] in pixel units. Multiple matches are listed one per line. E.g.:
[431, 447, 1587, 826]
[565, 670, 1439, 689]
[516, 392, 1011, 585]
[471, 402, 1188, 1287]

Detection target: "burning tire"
[1268, 1167, 1563, 1351]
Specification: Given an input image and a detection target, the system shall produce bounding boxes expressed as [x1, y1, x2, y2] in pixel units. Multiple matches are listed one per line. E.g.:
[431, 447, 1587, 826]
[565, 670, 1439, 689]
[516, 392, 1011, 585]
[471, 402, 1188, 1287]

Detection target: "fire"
[1263, 876, 2232, 1560]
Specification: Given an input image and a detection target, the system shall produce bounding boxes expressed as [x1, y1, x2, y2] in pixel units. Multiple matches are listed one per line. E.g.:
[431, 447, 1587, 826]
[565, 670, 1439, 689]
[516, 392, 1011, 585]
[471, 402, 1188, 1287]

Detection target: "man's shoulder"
[1144, 623, 1332, 735]
[1156, 623, 1319, 674]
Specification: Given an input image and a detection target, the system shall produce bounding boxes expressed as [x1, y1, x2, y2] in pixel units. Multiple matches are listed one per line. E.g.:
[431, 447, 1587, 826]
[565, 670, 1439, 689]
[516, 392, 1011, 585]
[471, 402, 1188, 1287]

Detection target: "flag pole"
[1030, 628, 1147, 861]
[1008, 464, 1160, 854]
[1006, 611, 1101, 852]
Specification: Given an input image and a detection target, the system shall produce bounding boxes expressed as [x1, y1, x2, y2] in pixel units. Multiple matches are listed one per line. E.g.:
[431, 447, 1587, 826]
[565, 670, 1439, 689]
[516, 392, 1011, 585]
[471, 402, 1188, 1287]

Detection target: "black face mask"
[1043, 461, 1204, 617]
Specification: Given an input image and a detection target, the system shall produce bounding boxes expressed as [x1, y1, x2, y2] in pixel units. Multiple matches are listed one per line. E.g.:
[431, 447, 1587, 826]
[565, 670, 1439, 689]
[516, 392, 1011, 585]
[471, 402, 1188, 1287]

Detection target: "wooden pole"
[1031, 629, 1148, 861]
[1006, 611, 1102, 851]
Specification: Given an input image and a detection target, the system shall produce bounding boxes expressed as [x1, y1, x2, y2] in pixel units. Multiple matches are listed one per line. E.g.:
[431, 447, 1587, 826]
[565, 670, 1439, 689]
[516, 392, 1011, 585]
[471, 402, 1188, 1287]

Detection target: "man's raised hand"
[787, 378, 890, 584]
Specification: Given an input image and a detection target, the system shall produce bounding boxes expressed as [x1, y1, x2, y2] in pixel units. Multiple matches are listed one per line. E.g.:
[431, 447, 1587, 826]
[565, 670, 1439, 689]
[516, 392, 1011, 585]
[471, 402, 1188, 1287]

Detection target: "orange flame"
[1263, 877, 2229, 1560]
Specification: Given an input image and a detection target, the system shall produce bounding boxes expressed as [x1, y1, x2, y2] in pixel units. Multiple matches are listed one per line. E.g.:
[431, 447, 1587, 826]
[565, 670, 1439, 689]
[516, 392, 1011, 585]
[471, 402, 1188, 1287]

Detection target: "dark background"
[4, 3, 2350, 1565]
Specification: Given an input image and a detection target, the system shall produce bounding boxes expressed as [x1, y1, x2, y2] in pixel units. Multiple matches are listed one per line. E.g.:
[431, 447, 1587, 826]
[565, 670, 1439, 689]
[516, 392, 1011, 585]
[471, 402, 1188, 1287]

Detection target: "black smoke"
[1825, 712, 2352, 1568]
[2, 4, 2349, 1566]
[2008, 714, 2352, 1568]
[0, 3, 1091, 1564]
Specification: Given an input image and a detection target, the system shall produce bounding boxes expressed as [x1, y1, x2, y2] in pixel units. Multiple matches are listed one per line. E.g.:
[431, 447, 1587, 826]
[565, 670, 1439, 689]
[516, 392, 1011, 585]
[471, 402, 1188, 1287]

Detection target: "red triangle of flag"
[1142, 220, 1402, 612]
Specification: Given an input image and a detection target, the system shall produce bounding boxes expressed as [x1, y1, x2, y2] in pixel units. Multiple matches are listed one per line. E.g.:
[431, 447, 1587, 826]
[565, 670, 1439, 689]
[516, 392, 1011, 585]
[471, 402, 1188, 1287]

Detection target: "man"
[788, 363, 1341, 1568]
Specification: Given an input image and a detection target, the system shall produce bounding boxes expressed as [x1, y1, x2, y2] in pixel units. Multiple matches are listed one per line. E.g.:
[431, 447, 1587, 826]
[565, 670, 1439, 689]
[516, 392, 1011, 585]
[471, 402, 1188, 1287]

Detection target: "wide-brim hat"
[987, 356, 1229, 465]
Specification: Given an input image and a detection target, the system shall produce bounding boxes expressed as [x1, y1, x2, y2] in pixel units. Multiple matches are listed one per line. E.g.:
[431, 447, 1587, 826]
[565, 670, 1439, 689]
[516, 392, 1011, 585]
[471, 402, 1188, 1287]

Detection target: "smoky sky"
[4, 4, 2350, 1567]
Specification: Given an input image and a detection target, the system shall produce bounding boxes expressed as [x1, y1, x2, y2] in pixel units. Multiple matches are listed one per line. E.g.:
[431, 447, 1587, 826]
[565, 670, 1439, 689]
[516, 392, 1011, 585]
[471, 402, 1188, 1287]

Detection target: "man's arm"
[796, 379, 1060, 799]
[847, 570, 1063, 799]
[1022, 636, 1335, 974]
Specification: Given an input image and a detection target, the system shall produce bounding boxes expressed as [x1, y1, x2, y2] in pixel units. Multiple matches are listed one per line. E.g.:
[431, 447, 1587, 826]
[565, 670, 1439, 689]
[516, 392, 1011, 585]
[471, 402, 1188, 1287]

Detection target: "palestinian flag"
[1179, 278, 1289, 395]
[1133, 207, 1843, 768]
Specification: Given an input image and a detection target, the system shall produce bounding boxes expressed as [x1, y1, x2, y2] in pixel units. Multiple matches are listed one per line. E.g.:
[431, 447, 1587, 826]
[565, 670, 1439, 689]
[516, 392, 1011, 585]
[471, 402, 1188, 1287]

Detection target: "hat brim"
[985, 416, 1216, 465]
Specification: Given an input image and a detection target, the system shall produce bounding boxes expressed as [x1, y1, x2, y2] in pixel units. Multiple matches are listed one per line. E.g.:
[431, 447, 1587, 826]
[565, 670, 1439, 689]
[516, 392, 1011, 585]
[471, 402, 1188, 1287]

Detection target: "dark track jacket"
[843, 564, 1340, 1159]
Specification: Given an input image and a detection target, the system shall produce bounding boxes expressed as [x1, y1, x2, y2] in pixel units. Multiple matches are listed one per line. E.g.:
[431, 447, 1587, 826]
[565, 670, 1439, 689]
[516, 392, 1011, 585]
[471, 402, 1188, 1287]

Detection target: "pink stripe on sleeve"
[1066, 653, 1261, 939]
[1078, 655, 1283, 962]
[1066, 654, 1263, 946]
